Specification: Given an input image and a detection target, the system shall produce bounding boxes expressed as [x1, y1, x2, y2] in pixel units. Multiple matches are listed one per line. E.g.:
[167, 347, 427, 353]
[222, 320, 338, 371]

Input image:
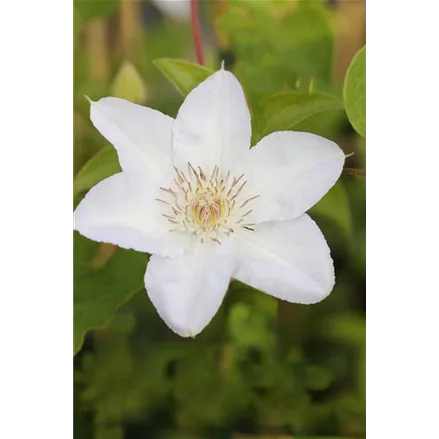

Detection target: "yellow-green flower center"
[191, 192, 229, 228]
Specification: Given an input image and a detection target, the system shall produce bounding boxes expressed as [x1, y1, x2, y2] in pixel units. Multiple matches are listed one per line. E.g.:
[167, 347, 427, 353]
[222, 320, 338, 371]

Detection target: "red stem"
[190, 0, 204, 65]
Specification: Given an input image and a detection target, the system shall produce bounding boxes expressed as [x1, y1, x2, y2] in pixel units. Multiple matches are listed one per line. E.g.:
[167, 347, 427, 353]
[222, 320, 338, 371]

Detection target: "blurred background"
[73, 1, 366, 438]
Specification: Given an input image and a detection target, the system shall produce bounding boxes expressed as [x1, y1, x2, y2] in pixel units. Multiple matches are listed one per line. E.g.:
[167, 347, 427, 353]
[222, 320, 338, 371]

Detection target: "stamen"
[211, 165, 219, 180]
[231, 181, 247, 201]
[240, 195, 260, 208]
[174, 179, 185, 192]
[227, 174, 245, 197]
[157, 165, 261, 243]
[198, 166, 206, 181]
[188, 162, 203, 186]
[231, 173, 244, 189]
[155, 198, 170, 205]
[194, 171, 202, 186]
[160, 187, 177, 199]
[187, 162, 195, 177]
[174, 166, 184, 184]
[224, 171, 231, 185]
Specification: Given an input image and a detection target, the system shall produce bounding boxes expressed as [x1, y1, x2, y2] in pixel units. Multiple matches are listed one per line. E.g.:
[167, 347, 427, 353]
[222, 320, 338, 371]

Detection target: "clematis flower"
[74, 67, 345, 337]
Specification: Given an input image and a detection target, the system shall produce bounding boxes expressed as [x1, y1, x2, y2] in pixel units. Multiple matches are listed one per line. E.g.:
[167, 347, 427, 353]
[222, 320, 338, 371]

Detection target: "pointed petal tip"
[166, 322, 200, 338]
[84, 94, 94, 105]
[181, 331, 198, 339]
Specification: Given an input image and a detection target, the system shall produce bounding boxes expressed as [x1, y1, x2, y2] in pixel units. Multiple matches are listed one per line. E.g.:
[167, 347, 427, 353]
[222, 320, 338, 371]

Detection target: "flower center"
[156, 163, 260, 244]
[191, 192, 229, 228]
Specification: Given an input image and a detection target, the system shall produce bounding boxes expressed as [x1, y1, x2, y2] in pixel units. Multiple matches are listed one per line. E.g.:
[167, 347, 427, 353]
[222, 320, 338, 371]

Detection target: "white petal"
[145, 241, 236, 337]
[234, 215, 334, 304]
[172, 69, 251, 173]
[74, 172, 188, 257]
[242, 131, 345, 222]
[89, 97, 174, 176]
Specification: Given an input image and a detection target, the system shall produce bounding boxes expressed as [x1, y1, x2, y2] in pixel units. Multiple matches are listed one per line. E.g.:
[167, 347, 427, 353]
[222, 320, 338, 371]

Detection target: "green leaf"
[105, 312, 136, 335]
[73, 0, 119, 20]
[153, 58, 213, 96]
[343, 46, 366, 138]
[310, 181, 353, 238]
[73, 146, 121, 197]
[253, 91, 344, 143]
[74, 232, 149, 355]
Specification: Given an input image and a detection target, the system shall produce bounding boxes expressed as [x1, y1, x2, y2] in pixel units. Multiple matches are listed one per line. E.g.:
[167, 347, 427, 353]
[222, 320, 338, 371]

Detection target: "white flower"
[74, 67, 345, 337]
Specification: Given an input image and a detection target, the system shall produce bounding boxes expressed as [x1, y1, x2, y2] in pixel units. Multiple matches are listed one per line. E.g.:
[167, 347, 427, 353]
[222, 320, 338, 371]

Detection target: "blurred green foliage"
[74, 0, 119, 21]
[216, 0, 335, 101]
[74, 1, 365, 438]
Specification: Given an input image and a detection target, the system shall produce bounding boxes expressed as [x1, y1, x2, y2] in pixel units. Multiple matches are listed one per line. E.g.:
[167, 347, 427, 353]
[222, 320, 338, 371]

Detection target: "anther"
[240, 194, 260, 208]
[162, 214, 176, 220]
[198, 166, 206, 181]
[231, 181, 247, 201]
[155, 198, 170, 205]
